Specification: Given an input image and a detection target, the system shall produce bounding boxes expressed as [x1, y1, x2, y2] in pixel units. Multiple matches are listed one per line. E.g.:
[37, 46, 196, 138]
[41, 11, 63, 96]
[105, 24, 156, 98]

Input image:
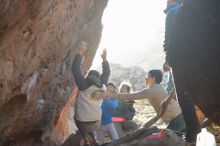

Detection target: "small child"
[72, 41, 110, 146]
[96, 83, 119, 144]
[112, 81, 139, 137]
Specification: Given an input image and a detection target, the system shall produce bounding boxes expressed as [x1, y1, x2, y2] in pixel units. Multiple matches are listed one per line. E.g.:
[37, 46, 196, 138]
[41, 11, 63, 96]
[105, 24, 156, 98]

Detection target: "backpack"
[113, 100, 136, 120]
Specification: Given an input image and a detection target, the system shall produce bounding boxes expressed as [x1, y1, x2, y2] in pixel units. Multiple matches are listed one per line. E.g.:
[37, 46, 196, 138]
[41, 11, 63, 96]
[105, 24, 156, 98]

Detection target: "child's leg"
[90, 131, 100, 145]
[113, 122, 125, 137]
[106, 123, 119, 140]
[96, 126, 105, 145]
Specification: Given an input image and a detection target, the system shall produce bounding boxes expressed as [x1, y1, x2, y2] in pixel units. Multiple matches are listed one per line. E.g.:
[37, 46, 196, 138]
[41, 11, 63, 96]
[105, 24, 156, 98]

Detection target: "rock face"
[0, 0, 108, 145]
[165, 0, 220, 124]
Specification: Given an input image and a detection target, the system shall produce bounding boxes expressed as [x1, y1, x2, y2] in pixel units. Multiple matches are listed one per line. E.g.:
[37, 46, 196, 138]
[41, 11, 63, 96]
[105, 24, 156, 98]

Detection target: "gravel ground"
[133, 100, 167, 128]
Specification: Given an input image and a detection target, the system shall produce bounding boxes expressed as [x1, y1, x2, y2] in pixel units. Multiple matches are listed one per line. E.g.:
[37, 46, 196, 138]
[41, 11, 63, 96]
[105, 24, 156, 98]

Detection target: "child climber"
[72, 41, 110, 146]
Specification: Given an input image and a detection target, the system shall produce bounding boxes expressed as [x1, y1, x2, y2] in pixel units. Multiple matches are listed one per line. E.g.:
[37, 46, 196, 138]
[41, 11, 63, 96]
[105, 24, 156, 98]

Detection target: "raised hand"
[79, 41, 87, 55]
[101, 49, 107, 61]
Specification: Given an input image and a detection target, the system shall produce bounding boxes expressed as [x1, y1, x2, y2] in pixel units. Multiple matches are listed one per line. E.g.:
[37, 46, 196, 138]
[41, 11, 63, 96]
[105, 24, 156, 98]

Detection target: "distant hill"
[107, 63, 147, 91]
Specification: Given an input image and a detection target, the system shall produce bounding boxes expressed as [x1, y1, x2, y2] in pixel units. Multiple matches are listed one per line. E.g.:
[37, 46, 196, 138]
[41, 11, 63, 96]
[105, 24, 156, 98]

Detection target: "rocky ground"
[133, 100, 166, 128]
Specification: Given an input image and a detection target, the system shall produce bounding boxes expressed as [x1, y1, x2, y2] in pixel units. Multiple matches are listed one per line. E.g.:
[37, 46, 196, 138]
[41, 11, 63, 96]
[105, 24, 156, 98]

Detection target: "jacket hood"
[86, 73, 102, 88]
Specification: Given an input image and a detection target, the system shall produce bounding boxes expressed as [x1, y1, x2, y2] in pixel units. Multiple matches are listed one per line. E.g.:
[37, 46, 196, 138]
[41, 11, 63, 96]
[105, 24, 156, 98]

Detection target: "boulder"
[0, 0, 108, 145]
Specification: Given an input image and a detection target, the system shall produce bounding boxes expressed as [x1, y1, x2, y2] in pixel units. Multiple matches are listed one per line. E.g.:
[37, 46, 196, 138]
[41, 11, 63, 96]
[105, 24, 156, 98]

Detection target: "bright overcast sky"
[91, 0, 167, 71]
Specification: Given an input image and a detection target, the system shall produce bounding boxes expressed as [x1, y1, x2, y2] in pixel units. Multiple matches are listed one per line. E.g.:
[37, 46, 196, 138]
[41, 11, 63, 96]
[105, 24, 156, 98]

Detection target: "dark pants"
[74, 117, 100, 138]
[167, 114, 186, 132]
[175, 83, 201, 142]
[113, 120, 139, 137]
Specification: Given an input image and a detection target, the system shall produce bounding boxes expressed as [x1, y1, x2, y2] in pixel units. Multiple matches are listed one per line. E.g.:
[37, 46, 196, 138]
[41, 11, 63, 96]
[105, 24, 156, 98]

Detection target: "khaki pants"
[96, 123, 119, 144]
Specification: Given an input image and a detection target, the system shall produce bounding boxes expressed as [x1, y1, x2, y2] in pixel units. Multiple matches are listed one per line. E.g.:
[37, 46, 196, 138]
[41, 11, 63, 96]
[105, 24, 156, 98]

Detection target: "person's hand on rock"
[79, 41, 87, 56]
